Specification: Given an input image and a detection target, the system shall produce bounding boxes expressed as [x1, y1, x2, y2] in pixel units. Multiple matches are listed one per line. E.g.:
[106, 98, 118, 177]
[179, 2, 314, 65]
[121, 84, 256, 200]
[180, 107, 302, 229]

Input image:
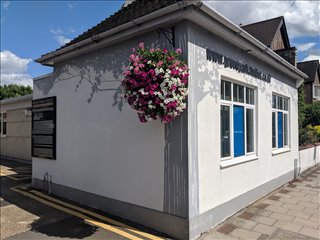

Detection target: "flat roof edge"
[0, 94, 33, 105]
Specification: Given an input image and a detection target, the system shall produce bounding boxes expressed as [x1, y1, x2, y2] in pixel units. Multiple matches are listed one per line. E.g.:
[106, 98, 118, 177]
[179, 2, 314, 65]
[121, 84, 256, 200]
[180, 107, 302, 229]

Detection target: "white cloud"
[50, 28, 64, 35]
[2, 1, 10, 10]
[1, 73, 33, 86]
[50, 28, 75, 46]
[54, 35, 71, 46]
[296, 42, 317, 52]
[0, 51, 33, 86]
[303, 55, 320, 62]
[207, 1, 320, 38]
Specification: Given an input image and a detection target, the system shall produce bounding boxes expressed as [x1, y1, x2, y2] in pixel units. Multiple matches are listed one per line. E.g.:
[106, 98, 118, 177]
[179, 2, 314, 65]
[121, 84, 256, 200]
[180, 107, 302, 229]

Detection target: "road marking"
[11, 187, 144, 240]
[29, 190, 165, 240]
[6, 176, 31, 181]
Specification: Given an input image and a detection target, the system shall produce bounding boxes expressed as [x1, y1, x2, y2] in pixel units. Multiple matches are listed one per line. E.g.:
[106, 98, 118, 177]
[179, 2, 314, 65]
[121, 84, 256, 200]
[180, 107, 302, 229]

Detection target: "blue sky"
[1, 0, 319, 86]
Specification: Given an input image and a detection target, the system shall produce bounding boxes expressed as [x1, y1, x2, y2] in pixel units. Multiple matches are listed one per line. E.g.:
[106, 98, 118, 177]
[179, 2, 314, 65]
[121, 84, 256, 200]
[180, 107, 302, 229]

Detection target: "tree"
[304, 102, 320, 126]
[0, 84, 32, 100]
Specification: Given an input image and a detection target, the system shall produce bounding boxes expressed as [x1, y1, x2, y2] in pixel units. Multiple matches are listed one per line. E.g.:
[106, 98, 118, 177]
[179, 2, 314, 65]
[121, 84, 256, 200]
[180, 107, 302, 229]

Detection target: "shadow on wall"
[189, 26, 298, 111]
[34, 29, 180, 112]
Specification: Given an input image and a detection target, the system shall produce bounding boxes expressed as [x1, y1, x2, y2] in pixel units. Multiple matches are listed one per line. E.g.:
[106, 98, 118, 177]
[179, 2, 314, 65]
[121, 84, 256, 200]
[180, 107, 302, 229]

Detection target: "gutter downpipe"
[198, 2, 307, 87]
[35, 0, 201, 65]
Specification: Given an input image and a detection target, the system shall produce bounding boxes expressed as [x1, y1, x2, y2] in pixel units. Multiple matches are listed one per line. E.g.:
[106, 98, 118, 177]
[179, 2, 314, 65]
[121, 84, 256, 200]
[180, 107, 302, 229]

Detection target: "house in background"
[241, 16, 297, 66]
[240, 17, 320, 105]
[0, 94, 32, 164]
[32, 0, 307, 239]
[297, 60, 320, 104]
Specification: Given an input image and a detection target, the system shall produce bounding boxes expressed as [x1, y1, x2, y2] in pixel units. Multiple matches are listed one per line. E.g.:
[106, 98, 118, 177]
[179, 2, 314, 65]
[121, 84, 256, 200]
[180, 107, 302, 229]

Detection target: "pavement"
[199, 165, 320, 240]
[1, 159, 319, 240]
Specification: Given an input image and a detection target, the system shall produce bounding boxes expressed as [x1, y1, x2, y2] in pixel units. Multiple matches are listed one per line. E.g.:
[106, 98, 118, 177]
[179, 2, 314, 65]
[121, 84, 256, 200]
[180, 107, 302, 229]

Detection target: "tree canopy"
[0, 84, 32, 100]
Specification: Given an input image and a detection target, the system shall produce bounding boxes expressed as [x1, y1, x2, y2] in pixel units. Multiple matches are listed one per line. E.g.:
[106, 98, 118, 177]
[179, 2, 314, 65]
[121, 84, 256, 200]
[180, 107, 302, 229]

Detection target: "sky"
[1, 0, 319, 87]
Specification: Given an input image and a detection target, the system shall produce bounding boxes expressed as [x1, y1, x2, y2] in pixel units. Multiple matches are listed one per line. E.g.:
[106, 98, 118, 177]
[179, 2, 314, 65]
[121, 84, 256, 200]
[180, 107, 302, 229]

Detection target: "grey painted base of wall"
[1, 155, 32, 165]
[189, 170, 295, 240]
[32, 178, 189, 240]
[33, 170, 294, 240]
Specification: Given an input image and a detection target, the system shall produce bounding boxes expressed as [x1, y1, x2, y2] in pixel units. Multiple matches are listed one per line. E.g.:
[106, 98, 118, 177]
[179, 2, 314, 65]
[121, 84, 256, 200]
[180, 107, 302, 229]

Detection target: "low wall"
[299, 143, 320, 173]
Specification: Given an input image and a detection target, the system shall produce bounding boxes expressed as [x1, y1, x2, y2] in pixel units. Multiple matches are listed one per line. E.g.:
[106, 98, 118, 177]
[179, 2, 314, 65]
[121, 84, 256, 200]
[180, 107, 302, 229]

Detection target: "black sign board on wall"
[32, 96, 56, 159]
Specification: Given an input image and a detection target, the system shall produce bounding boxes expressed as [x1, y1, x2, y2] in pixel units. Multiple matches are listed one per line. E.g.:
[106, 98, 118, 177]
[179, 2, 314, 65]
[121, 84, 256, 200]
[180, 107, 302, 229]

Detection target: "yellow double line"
[11, 186, 165, 240]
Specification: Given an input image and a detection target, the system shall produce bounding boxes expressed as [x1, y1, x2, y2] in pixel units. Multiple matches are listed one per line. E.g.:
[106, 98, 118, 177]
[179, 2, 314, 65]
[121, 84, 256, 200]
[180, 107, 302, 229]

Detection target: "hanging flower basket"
[122, 42, 189, 123]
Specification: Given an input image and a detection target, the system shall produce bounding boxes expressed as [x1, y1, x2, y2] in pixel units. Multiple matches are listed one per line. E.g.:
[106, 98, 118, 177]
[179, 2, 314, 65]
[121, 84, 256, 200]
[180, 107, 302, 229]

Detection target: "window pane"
[3, 122, 6, 135]
[221, 80, 225, 100]
[246, 109, 254, 153]
[284, 114, 288, 146]
[272, 95, 277, 109]
[221, 106, 230, 158]
[225, 81, 231, 101]
[246, 88, 254, 105]
[238, 85, 244, 103]
[277, 96, 283, 110]
[272, 112, 276, 148]
[284, 98, 288, 111]
[233, 84, 238, 102]
[315, 85, 320, 97]
[278, 112, 283, 148]
[233, 105, 245, 157]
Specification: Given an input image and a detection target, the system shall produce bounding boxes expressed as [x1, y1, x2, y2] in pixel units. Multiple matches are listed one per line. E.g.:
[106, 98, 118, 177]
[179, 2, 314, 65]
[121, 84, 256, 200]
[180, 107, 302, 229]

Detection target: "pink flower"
[138, 42, 144, 49]
[157, 61, 163, 67]
[123, 70, 131, 76]
[134, 67, 140, 74]
[162, 115, 172, 123]
[149, 69, 155, 75]
[171, 69, 179, 75]
[175, 48, 182, 54]
[138, 114, 147, 123]
[123, 43, 188, 124]
[129, 54, 136, 60]
[132, 48, 136, 52]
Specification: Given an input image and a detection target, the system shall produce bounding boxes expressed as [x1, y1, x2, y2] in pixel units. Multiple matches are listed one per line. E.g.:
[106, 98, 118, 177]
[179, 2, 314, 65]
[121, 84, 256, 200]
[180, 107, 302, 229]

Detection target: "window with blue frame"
[220, 80, 256, 159]
[272, 94, 289, 149]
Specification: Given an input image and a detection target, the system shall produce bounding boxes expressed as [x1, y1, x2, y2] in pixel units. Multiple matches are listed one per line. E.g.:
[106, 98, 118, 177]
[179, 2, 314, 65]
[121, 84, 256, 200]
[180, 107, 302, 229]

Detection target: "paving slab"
[198, 165, 320, 240]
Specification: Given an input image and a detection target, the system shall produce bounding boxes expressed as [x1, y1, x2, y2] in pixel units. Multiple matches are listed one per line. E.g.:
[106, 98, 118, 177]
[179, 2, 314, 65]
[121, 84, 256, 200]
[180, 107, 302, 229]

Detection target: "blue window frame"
[272, 94, 289, 149]
[221, 80, 256, 159]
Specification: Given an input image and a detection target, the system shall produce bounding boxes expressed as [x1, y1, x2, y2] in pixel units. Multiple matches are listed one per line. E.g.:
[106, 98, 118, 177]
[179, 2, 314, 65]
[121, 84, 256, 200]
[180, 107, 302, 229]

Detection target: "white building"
[0, 95, 32, 164]
[32, 1, 307, 239]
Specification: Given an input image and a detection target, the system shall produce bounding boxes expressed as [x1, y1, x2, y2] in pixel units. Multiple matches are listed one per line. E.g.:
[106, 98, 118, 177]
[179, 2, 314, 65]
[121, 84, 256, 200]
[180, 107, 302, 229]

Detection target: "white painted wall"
[187, 22, 300, 214]
[299, 145, 320, 173]
[0, 98, 32, 161]
[32, 31, 168, 211]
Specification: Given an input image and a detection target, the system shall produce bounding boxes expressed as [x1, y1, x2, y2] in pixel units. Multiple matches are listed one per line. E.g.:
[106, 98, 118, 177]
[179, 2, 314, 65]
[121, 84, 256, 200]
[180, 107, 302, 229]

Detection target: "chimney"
[275, 47, 297, 67]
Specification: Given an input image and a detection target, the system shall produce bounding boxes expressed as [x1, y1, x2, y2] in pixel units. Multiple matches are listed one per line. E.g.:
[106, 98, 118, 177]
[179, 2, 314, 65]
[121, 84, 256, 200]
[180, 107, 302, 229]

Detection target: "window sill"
[220, 155, 258, 168]
[0, 135, 6, 138]
[272, 147, 291, 156]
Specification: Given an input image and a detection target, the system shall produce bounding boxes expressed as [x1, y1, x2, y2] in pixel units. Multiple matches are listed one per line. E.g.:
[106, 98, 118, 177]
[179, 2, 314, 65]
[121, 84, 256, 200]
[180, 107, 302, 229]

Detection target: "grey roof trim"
[35, 0, 307, 82]
[33, 73, 53, 82]
[0, 94, 33, 105]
